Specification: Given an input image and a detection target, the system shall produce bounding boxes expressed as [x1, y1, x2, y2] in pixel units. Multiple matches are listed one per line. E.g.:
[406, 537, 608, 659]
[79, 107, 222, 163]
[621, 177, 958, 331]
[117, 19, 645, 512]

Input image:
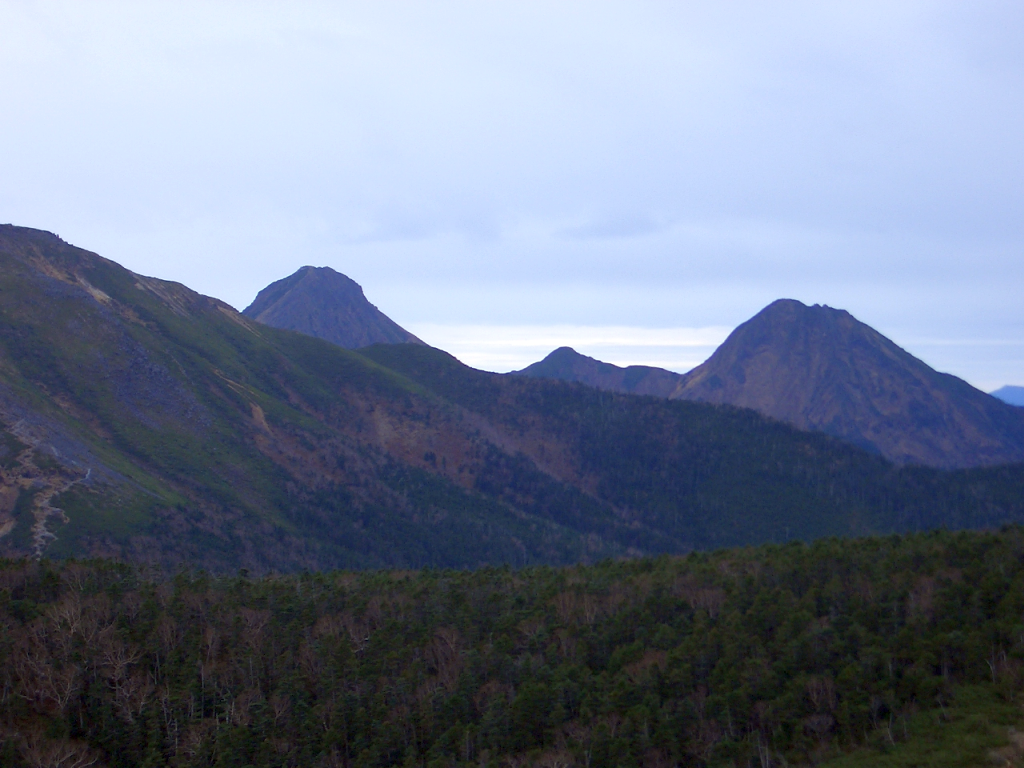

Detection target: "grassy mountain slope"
[0, 226, 610, 571]
[2, 225, 1024, 572]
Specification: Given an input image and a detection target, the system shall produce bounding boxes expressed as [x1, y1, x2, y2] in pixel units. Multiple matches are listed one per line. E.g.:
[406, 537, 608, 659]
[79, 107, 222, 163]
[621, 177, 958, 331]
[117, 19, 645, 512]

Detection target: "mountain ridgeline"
[516, 347, 682, 398]
[519, 301, 1024, 469]
[242, 265, 424, 349]
[1, 224, 1024, 572]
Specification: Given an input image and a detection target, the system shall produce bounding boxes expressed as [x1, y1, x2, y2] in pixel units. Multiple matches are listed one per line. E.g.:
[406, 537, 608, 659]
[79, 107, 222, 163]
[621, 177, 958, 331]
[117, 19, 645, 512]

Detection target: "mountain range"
[518, 301, 1024, 469]
[2, 224, 1024, 572]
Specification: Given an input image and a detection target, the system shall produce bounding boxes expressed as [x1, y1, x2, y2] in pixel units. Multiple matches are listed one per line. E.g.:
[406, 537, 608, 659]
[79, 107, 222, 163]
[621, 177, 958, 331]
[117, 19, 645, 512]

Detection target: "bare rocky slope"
[242, 265, 424, 348]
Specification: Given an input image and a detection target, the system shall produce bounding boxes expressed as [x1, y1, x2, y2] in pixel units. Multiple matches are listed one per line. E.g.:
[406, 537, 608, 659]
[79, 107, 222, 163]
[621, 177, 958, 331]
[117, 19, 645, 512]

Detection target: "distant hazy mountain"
[669, 299, 1024, 468]
[515, 346, 682, 397]
[992, 386, 1024, 407]
[242, 265, 424, 349]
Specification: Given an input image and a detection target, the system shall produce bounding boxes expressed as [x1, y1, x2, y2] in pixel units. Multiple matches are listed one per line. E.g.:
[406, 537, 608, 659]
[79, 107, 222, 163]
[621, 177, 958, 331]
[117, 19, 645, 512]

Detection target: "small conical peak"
[545, 346, 583, 360]
[242, 265, 422, 349]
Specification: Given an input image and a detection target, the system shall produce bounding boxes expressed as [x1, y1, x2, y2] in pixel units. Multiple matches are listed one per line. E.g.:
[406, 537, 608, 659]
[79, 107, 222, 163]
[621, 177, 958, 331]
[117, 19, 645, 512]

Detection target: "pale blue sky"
[2, 1, 1022, 387]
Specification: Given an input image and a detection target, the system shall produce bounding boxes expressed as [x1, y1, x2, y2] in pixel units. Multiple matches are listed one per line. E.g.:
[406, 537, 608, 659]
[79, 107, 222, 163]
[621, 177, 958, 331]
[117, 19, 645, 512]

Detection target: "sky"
[2, 1, 1023, 388]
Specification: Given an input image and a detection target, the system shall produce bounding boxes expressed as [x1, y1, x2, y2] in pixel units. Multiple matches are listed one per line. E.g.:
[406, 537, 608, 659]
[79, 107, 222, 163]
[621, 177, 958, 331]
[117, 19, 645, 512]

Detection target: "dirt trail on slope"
[0, 420, 90, 558]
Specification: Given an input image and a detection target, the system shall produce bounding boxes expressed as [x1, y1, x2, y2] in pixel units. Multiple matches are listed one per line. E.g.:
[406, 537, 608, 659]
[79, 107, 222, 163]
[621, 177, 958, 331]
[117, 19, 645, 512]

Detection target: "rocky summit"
[242, 265, 424, 349]
[669, 299, 1024, 468]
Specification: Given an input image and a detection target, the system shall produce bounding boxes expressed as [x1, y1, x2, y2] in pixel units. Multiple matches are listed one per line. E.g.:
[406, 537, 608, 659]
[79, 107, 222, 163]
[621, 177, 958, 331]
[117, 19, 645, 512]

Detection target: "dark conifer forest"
[4, 527, 1024, 767]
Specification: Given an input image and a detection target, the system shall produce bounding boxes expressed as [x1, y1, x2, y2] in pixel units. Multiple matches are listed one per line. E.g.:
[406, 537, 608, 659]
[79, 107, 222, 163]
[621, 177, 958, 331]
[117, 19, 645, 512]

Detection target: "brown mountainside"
[242, 265, 424, 349]
[669, 299, 1024, 468]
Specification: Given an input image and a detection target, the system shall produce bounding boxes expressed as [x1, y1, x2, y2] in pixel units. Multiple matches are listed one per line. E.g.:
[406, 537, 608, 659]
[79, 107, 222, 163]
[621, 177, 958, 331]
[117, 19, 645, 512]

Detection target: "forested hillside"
[360, 344, 1024, 549]
[3, 528, 1024, 767]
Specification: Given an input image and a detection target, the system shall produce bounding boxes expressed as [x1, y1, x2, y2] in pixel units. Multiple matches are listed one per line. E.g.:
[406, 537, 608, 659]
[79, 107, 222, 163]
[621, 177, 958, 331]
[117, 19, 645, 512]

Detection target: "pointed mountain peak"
[242, 266, 424, 350]
[670, 299, 1024, 467]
